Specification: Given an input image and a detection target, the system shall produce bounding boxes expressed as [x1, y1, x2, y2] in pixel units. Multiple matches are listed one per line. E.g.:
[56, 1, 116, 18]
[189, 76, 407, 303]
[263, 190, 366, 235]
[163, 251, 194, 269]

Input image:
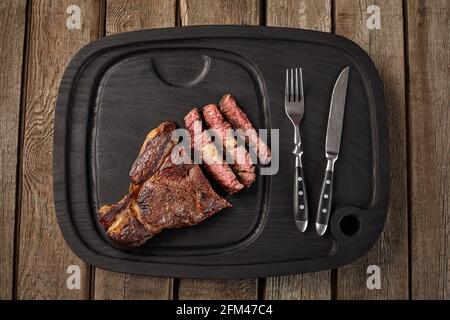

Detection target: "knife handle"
[316, 168, 334, 236]
[293, 153, 308, 232]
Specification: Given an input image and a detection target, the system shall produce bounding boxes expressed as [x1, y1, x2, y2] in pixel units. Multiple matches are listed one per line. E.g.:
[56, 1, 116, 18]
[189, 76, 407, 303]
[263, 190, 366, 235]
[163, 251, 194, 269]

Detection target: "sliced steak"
[219, 94, 271, 164]
[202, 104, 255, 187]
[184, 108, 244, 194]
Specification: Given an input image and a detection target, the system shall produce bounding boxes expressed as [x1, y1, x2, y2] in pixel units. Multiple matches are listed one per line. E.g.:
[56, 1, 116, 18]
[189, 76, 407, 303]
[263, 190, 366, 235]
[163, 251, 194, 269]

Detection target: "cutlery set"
[285, 66, 350, 236]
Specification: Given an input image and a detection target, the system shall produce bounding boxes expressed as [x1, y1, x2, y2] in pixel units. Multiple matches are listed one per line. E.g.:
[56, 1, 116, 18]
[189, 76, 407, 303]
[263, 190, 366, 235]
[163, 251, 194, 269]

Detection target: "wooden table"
[0, 0, 448, 300]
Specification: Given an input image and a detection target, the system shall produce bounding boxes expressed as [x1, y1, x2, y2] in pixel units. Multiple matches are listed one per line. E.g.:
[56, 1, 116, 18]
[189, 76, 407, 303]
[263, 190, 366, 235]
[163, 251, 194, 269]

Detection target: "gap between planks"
[402, 0, 412, 301]
[12, 0, 31, 300]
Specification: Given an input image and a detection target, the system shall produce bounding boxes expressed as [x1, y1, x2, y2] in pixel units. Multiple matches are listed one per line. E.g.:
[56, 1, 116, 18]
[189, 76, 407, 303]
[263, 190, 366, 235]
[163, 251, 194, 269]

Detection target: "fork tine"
[290, 68, 294, 102]
[285, 69, 289, 103]
[295, 68, 299, 102]
[299, 68, 304, 101]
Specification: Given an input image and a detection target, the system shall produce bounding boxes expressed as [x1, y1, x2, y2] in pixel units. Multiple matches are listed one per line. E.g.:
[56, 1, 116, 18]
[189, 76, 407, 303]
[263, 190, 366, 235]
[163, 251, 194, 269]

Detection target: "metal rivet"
[322, 208, 327, 213]
[326, 180, 331, 184]
[298, 177, 302, 182]
[299, 191, 303, 195]
[300, 205, 304, 210]
[324, 194, 329, 199]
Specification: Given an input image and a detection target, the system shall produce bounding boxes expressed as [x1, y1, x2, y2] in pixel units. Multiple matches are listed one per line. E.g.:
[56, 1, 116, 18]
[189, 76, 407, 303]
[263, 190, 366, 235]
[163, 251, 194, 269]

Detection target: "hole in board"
[340, 215, 360, 236]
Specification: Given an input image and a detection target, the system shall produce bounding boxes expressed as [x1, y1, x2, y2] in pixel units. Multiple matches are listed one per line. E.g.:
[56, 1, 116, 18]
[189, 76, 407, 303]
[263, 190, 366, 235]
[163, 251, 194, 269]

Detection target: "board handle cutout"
[152, 53, 210, 88]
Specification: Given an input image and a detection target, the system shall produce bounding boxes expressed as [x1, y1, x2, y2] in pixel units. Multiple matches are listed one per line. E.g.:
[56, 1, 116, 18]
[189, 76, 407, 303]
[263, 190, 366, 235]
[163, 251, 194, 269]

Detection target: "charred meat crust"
[129, 121, 177, 185]
[202, 104, 256, 188]
[137, 164, 231, 230]
[184, 108, 244, 194]
[219, 94, 271, 164]
[106, 207, 153, 247]
[98, 194, 132, 229]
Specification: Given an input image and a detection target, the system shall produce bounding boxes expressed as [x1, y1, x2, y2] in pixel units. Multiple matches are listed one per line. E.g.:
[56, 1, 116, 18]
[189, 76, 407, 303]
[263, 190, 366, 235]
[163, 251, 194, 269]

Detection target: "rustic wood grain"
[16, 0, 101, 299]
[0, 0, 26, 300]
[407, 0, 450, 299]
[265, 0, 332, 300]
[105, 0, 176, 34]
[177, 0, 260, 299]
[93, 0, 176, 300]
[179, 0, 260, 26]
[266, 0, 331, 32]
[94, 272, 172, 299]
[178, 279, 258, 300]
[334, 0, 409, 299]
[264, 272, 330, 299]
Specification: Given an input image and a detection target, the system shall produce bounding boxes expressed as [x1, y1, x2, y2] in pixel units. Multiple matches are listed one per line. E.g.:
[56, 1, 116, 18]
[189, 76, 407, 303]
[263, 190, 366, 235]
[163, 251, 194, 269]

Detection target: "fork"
[285, 68, 309, 232]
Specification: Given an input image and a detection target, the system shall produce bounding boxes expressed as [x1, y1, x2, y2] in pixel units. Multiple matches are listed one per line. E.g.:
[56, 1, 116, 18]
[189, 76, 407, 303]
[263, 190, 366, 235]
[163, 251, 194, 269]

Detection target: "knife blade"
[316, 66, 350, 236]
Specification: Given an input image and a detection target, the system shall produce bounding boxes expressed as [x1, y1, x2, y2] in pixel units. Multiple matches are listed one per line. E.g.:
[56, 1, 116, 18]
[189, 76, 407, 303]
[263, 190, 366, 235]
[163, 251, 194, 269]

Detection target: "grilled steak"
[219, 94, 271, 164]
[202, 104, 256, 187]
[184, 108, 244, 194]
[98, 121, 231, 247]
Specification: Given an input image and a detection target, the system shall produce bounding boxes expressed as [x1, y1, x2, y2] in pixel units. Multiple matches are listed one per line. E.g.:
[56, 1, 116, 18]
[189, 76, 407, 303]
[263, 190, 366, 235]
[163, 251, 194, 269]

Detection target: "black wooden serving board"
[54, 26, 389, 278]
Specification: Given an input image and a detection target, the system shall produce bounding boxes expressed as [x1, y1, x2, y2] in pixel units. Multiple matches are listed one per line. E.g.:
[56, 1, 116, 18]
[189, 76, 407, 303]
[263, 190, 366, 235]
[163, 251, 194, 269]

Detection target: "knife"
[315, 66, 350, 236]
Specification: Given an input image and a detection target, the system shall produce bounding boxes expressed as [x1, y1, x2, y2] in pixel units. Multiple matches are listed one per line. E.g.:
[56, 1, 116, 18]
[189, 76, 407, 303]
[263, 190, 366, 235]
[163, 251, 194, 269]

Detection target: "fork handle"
[293, 152, 308, 232]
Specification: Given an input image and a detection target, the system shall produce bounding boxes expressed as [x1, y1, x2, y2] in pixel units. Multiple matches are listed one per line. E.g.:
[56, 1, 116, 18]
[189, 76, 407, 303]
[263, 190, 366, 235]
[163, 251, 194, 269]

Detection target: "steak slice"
[98, 122, 231, 247]
[202, 104, 255, 188]
[184, 108, 244, 194]
[219, 94, 271, 164]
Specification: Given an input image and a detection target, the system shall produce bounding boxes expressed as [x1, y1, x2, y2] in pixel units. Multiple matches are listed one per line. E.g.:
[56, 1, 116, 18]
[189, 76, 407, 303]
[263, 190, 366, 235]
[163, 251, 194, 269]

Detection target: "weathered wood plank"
[178, 279, 257, 300]
[93, 0, 176, 300]
[407, 0, 450, 299]
[266, 0, 331, 32]
[0, 0, 27, 300]
[177, 0, 260, 300]
[264, 0, 332, 300]
[265, 272, 330, 300]
[17, 0, 101, 299]
[105, 0, 175, 34]
[94, 272, 172, 300]
[334, 0, 409, 299]
[179, 0, 260, 26]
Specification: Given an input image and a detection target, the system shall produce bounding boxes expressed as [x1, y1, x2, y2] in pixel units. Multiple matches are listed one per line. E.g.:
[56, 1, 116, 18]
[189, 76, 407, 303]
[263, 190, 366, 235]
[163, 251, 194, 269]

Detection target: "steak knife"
[316, 66, 350, 236]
